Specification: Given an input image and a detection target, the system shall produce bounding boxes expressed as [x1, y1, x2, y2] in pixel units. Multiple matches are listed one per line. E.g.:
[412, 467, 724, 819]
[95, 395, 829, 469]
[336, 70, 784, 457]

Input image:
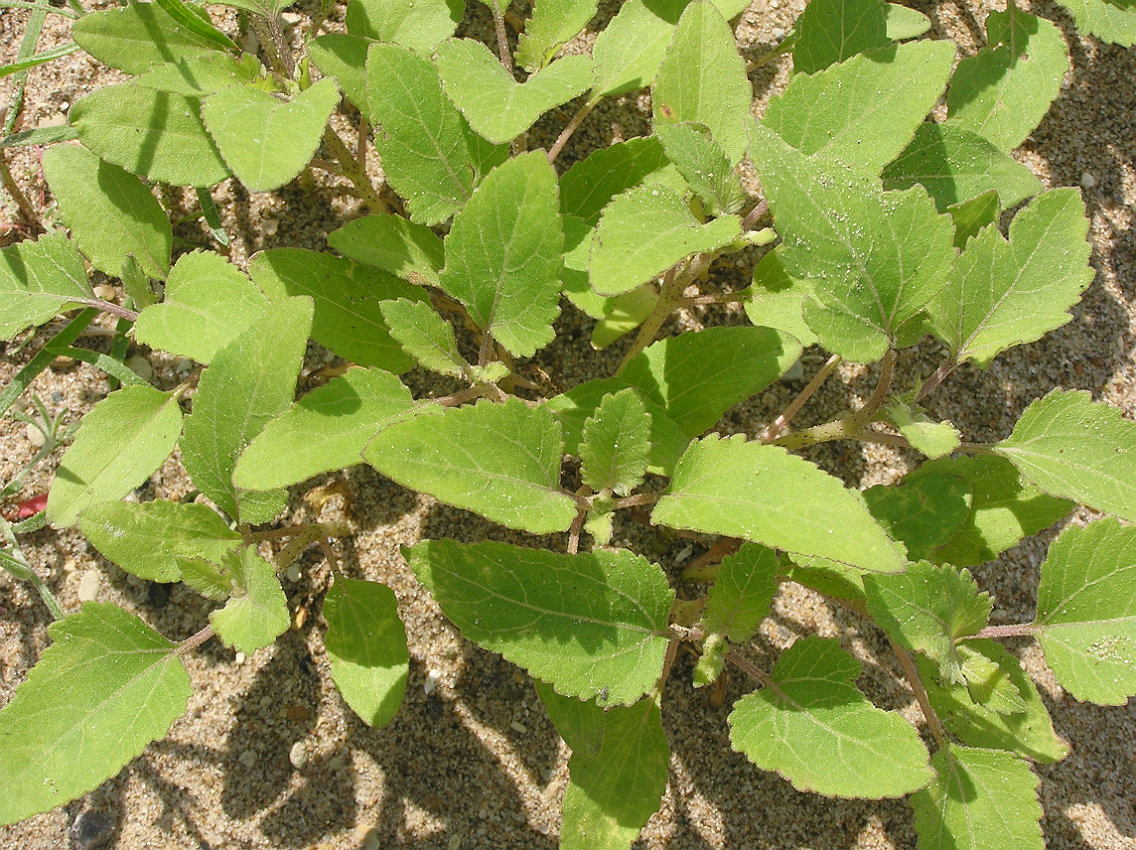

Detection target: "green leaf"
[436, 41, 592, 145]
[927, 189, 1092, 367]
[201, 78, 339, 193]
[863, 472, 974, 563]
[589, 184, 740, 297]
[560, 698, 669, 850]
[791, 0, 890, 73]
[946, 189, 1001, 248]
[439, 152, 563, 357]
[71, 84, 230, 188]
[177, 555, 233, 601]
[324, 578, 409, 728]
[249, 248, 425, 372]
[946, 9, 1069, 152]
[0, 603, 191, 826]
[743, 248, 819, 346]
[864, 561, 992, 683]
[365, 43, 506, 225]
[0, 233, 93, 338]
[209, 547, 289, 655]
[917, 640, 1069, 762]
[579, 389, 651, 496]
[590, 0, 686, 97]
[328, 215, 444, 287]
[365, 398, 576, 533]
[654, 435, 907, 572]
[152, 0, 238, 51]
[1053, 0, 1136, 46]
[42, 144, 171, 281]
[180, 297, 313, 522]
[406, 540, 673, 704]
[701, 543, 779, 643]
[135, 54, 262, 97]
[903, 455, 1072, 567]
[883, 3, 931, 40]
[881, 122, 1042, 212]
[345, 0, 463, 51]
[767, 41, 955, 176]
[71, 2, 221, 75]
[133, 250, 269, 365]
[234, 368, 428, 491]
[884, 397, 962, 459]
[911, 747, 1044, 850]
[750, 123, 955, 362]
[588, 286, 660, 349]
[728, 636, 932, 797]
[535, 679, 604, 754]
[994, 389, 1136, 522]
[47, 386, 183, 528]
[308, 35, 369, 110]
[957, 642, 1028, 714]
[1033, 518, 1136, 705]
[652, 0, 751, 166]
[516, 0, 598, 71]
[206, 0, 290, 15]
[378, 299, 468, 378]
[78, 500, 241, 583]
[653, 122, 746, 216]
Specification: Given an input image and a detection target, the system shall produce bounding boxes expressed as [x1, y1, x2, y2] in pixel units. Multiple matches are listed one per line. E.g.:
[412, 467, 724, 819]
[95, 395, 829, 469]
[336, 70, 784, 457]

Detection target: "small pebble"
[510, 720, 527, 734]
[1081, 171, 1097, 189]
[424, 668, 442, 695]
[772, 26, 787, 39]
[175, 357, 193, 374]
[262, 217, 280, 236]
[69, 810, 115, 850]
[126, 354, 154, 383]
[239, 749, 258, 768]
[285, 563, 302, 583]
[234, 651, 247, 665]
[448, 834, 462, 850]
[326, 752, 347, 771]
[289, 740, 308, 769]
[24, 422, 46, 448]
[77, 569, 101, 602]
[50, 391, 63, 403]
[59, 101, 69, 112]
[783, 358, 805, 381]
[92, 283, 117, 301]
[361, 831, 381, 850]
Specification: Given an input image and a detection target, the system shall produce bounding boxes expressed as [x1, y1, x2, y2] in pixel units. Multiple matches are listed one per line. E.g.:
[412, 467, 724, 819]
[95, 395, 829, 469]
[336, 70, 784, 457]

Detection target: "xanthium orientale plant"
[1, 0, 1135, 846]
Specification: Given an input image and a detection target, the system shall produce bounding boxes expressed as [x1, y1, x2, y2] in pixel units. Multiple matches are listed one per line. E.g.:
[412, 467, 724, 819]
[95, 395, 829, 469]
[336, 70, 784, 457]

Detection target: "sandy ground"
[2, 0, 1135, 848]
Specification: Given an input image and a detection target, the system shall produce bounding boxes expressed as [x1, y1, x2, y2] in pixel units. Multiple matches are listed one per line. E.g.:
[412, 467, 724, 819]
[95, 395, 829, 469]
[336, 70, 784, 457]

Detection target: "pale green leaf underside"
[78, 500, 241, 583]
[791, 0, 890, 74]
[0, 603, 191, 826]
[71, 2, 220, 75]
[201, 77, 340, 193]
[911, 746, 1043, 850]
[135, 54, 263, 97]
[43, 144, 172, 281]
[579, 388, 652, 496]
[884, 398, 962, 459]
[324, 578, 409, 728]
[329, 215, 444, 288]
[364, 398, 576, 534]
[653, 122, 746, 216]
[0, 233, 92, 338]
[210, 548, 289, 655]
[235, 368, 429, 491]
[516, 0, 598, 72]
[884, 2, 931, 40]
[345, 0, 462, 51]
[1053, 0, 1136, 46]
[407, 540, 673, 705]
[995, 389, 1136, 522]
[1034, 518, 1136, 705]
[378, 299, 468, 378]
[728, 637, 932, 797]
[654, 434, 907, 573]
[48, 386, 183, 528]
[701, 543, 779, 643]
[766, 40, 955, 176]
[133, 250, 269, 365]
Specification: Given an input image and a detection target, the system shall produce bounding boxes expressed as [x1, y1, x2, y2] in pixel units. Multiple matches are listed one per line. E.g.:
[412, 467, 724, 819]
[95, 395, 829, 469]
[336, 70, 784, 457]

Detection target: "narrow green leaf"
[1053, 0, 1136, 46]
[152, 0, 238, 50]
[0, 124, 79, 151]
[78, 500, 241, 583]
[579, 389, 651, 496]
[654, 122, 746, 216]
[516, 0, 598, 71]
[590, 184, 740, 297]
[365, 398, 576, 533]
[767, 41, 955, 176]
[439, 152, 563, 357]
[366, 43, 506, 225]
[561, 699, 669, 850]
[71, 2, 221, 75]
[0, 603, 191, 826]
[750, 124, 955, 362]
[792, 0, 890, 73]
[0, 44, 80, 79]
[652, 0, 751, 166]
[701, 543, 779, 643]
[0, 232, 92, 338]
[180, 297, 313, 522]
[927, 189, 1092, 367]
[234, 368, 429, 491]
[917, 640, 1069, 762]
[882, 121, 1042, 212]
[884, 397, 962, 459]
[308, 35, 369, 110]
[324, 578, 409, 728]
[133, 250, 269, 365]
[406, 540, 674, 704]
[994, 389, 1136, 522]
[863, 472, 974, 563]
[436, 41, 592, 145]
[911, 747, 1044, 850]
[209, 547, 289, 655]
[329, 215, 444, 287]
[946, 9, 1069, 152]
[201, 78, 339, 193]
[71, 84, 230, 187]
[655, 434, 907, 572]
[345, 0, 463, 51]
[728, 636, 932, 797]
[249, 248, 425, 372]
[47, 386, 183, 528]
[883, 3, 931, 40]
[743, 248, 819, 347]
[864, 561, 992, 683]
[1033, 518, 1136, 705]
[378, 299, 468, 378]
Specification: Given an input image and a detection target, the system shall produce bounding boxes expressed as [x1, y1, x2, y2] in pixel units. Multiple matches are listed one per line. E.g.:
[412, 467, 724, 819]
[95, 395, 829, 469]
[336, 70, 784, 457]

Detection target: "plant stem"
[547, 99, 596, 164]
[974, 622, 1037, 640]
[680, 537, 742, 582]
[321, 126, 389, 214]
[741, 198, 769, 231]
[489, 0, 513, 73]
[761, 353, 841, 442]
[75, 298, 139, 322]
[0, 155, 39, 229]
[177, 625, 215, 656]
[917, 356, 957, 402]
[891, 640, 949, 750]
[725, 649, 773, 686]
[612, 492, 661, 510]
[616, 257, 701, 374]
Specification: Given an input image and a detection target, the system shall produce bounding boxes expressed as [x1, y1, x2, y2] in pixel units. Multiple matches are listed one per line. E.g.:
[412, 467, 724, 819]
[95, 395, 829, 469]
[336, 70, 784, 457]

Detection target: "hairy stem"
[762, 354, 841, 442]
[974, 622, 1037, 640]
[891, 640, 949, 750]
[547, 99, 596, 164]
[616, 254, 709, 374]
[177, 625, 215, 656]
[726, 649, 773, 687]
[741, 198, 769, 232]
[321, 126, 389, 214]
[917, 356, 958, 402]
[75, 298, 139, 322]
